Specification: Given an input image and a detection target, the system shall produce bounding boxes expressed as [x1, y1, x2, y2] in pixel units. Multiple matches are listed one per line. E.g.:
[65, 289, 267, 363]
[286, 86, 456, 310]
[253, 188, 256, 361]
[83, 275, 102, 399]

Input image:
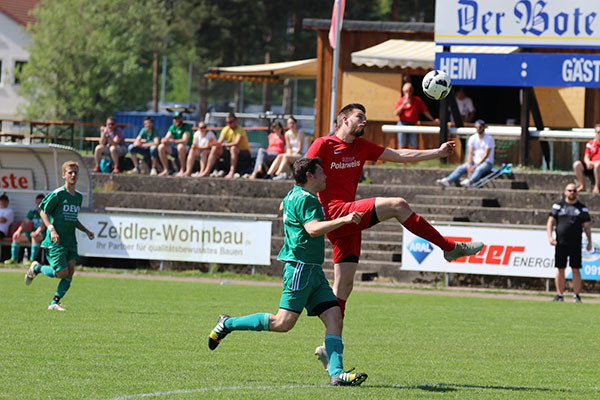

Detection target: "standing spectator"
[157, 111, 193, 176]
[128, 116, 162, 175]
[24, 161, 95, 311]
[198, 113, 251, 179]
[436, 120, 494, 188]
[0, 193, 14, 238]
[249, 121, 285, 180]
[266, 116, 305, 180]
[450, 87, 476, 124]
[185, 122, 217, 177]
[92, 117, 127, 173]
[4, 194, 45, 265]
[573, 123, 600, 193]
[547, 183, 592, 303]
[394, 82, 437, 149]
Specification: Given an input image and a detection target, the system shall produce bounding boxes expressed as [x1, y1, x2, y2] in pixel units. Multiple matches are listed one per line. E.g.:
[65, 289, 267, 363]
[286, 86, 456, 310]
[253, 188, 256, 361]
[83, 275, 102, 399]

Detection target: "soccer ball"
[422, 70, 452, 100]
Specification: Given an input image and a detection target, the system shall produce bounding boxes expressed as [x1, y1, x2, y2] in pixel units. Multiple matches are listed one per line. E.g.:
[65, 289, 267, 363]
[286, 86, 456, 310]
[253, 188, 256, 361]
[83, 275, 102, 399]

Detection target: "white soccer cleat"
[444, 241, 484, 262]
[48, 303, 67, 311]
[25, 261, 39, 286]
[315, 344, 329, 371]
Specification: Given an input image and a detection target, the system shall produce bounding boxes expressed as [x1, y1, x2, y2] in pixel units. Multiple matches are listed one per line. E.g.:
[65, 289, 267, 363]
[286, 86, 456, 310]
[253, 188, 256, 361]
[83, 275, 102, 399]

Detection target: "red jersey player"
[307, 103, 484, 370]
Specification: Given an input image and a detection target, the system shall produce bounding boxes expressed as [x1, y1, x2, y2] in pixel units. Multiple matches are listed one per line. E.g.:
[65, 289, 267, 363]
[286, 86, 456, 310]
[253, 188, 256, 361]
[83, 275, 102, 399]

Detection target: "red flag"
[328, 0, 346, 49]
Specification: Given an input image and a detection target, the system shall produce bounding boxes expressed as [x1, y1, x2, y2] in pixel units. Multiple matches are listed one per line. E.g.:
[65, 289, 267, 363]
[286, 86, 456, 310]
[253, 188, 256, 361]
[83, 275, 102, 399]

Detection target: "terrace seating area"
[88, 154, 600, 289]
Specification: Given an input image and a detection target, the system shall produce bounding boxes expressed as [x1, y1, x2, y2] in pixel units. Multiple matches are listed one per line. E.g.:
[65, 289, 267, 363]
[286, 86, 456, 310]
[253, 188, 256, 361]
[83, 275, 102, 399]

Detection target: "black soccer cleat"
[208, 314, 231, 350]
[553, 294, 564, 302]
[330, 371, 368, 386]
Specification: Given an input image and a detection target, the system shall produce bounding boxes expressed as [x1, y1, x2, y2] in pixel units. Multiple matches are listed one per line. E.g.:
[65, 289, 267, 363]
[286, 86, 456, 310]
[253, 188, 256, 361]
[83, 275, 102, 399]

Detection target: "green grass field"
[2, 271, 599, 400]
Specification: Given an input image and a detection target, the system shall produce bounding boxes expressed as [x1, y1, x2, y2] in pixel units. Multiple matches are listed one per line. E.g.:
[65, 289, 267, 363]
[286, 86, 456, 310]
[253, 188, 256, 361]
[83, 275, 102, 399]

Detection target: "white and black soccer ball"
[422, 70, 452, 100]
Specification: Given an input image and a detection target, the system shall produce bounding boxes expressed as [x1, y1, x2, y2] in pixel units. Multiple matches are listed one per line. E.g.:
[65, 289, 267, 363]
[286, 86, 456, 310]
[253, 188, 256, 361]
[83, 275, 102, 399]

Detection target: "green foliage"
[3, 271, 599, 399]
[19, 0, 167, 122]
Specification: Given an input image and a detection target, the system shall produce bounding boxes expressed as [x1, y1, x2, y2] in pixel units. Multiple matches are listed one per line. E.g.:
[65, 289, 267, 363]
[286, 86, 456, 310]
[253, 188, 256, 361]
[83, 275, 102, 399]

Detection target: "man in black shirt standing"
[547, 183, 592, 302]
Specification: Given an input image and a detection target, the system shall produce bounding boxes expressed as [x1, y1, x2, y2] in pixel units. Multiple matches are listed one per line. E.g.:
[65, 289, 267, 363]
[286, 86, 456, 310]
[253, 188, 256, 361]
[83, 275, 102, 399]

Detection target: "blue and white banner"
[435, 0, 600, 48]
[435, 52, 600, 87]
[402, 225, 600, 280]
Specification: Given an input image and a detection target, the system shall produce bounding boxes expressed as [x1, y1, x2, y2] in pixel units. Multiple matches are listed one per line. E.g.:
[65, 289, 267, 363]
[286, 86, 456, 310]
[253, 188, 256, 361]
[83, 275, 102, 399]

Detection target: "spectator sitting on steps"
[185, 122, 217, 177]
[573, 123, 600, 194]
[128, 116, 162, 175]
[157, 111, 194, 176]
[436, 120, 495, 189]
[92, 117, 127, 173]
[0, 193, 14, 239]
[4, 194, 45, 265]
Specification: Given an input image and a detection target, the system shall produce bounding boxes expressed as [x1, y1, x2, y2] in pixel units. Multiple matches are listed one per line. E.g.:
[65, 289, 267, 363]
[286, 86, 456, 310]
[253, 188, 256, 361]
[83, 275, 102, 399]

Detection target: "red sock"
[336, 297, 346, 319]
[403, 212, 455, 251]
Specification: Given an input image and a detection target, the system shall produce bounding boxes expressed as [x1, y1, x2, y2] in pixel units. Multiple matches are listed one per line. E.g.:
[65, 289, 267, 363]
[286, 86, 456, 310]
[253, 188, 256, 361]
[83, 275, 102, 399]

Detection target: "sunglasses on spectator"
[566, 189, 577, 192]
[226, 120, 235, 124]
[107, 122, 115, 126]
[199, 125, 207, 129]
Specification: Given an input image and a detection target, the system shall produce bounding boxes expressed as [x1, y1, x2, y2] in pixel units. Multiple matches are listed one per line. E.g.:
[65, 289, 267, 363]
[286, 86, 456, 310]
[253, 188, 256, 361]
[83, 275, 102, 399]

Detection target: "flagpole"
[329, 1, 342, 132]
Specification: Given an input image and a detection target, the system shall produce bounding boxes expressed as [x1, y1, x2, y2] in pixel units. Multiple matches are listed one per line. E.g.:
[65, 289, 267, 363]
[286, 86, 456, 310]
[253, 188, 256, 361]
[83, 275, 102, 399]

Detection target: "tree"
[19, 0, 168, 122]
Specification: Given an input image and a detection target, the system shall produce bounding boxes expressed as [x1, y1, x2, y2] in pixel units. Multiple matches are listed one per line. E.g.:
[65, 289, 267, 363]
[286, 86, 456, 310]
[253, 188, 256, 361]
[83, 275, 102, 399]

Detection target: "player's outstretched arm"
[378, 141, 455, 163]
[76, 220, 94, 240]
[303, 211, 362, 238]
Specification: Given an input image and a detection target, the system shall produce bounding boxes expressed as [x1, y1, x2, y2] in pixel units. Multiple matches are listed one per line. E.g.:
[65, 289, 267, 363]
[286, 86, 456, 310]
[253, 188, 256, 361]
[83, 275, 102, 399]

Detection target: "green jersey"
[167, 123, 193, 146]
[137, 126, 161, 143]
[40, 186, 83, 249]
[25, 208, 43, 230]
[277, 185, 326, 265]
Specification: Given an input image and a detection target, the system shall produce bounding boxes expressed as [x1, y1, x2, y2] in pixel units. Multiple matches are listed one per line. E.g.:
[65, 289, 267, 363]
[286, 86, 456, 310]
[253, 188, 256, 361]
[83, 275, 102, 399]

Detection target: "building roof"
[303, 18, 434, 33]
[206, 58, 317, 83]
[0, 0, 40, 26]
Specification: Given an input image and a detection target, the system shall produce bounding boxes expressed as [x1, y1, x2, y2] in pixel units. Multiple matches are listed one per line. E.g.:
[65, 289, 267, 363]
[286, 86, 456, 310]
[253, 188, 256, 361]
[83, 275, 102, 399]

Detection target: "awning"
[351, 39, 518, 69]
[205, 58, 317, 84]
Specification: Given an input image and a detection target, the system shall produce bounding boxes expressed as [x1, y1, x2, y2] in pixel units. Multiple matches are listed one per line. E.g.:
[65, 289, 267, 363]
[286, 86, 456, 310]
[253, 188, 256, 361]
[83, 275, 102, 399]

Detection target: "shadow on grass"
[368, 383, 569, 393]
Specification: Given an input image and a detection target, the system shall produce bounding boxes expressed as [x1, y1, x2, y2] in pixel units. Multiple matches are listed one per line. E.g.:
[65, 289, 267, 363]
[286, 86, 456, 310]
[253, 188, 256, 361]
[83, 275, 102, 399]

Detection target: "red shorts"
[325, 198, 377, 263]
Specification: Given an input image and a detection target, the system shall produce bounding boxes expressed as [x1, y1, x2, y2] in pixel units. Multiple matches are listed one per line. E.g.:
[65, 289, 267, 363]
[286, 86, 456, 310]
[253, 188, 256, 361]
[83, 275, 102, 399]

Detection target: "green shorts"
[278, 262, 338, 316]
[45, 245, 79, 272]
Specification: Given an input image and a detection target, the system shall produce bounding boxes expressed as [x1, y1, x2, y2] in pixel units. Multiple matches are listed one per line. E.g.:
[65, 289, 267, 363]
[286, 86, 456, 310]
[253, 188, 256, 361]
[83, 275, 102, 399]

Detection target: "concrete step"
[414, 194, 500, 208]
[93, 191, 283, 214]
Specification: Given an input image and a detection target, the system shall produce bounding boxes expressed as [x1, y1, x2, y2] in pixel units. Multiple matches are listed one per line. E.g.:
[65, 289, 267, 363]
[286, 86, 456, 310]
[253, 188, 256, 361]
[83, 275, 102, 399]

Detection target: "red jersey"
[306, 135, 385, 207]
[585, 139, 600, 162]
[395, 95, 428, 124]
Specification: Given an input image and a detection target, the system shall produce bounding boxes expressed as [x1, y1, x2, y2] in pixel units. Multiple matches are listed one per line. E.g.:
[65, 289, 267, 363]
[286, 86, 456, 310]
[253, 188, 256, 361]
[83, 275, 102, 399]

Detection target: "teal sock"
[325, 334, 344, 377]
[224, 313, 270, 332]
[54, 278, 72, 299]
[31, 244, 40, 261]
[11, 242, 20, 261]
[40, 265, 56, 278]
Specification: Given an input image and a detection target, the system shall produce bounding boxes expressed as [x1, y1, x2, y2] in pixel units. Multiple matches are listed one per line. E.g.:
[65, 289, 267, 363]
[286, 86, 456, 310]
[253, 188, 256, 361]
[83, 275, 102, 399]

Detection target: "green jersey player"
[25, 161, 94, 311]
[207, 158, 368, 386]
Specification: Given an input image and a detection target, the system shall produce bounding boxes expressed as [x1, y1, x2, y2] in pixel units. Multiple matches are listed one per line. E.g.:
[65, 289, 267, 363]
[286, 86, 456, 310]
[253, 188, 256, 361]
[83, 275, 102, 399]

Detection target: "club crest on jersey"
[408, 237, 434, 264]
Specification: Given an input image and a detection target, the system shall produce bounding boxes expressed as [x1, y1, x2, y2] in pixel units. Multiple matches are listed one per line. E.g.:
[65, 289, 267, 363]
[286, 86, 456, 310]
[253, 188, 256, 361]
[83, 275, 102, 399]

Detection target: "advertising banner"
[76, 212, 272, 265]
[0, 168, 34, 190]
[435, 0, 600, 48]
[402, 225, 600, 280]
[435, 52, 600, 88]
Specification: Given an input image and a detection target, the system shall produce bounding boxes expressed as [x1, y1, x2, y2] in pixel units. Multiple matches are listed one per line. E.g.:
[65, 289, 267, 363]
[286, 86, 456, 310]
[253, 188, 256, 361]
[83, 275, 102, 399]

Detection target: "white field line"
[109, 384, 327, 400]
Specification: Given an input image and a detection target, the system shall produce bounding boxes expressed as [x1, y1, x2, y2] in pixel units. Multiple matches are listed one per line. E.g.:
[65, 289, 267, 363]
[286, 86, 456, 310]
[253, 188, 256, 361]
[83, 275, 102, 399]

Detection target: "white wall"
[0, 12, 31, 119]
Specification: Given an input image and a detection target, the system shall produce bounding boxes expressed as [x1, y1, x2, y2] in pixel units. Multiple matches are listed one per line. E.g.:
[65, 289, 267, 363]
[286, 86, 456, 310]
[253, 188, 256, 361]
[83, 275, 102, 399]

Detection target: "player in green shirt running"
[207, 158, 368, 386]
[25, 161, 94, 311]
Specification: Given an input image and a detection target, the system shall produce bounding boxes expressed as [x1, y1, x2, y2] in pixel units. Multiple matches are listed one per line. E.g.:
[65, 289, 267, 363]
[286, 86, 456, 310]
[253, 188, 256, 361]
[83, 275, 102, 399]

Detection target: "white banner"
[0, 168, 34, 190]
[402, 225, 600, 280]
[435, 0, 600, 48]
[75, 212, 272, 265]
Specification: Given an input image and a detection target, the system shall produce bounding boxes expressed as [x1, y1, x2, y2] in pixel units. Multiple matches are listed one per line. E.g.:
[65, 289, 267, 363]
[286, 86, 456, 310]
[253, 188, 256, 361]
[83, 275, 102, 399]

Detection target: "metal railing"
[382, 124, 594, 169]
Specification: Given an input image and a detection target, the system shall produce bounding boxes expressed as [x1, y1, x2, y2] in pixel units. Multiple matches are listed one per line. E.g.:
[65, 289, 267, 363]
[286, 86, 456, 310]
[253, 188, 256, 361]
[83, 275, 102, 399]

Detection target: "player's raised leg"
[374, 197, 483, 261]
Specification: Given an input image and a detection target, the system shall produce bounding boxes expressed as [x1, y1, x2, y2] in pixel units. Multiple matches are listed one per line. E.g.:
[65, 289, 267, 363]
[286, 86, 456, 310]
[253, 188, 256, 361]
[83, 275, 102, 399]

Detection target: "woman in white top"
[267, 116, 305, 179]
[185, 122, 217, 177]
